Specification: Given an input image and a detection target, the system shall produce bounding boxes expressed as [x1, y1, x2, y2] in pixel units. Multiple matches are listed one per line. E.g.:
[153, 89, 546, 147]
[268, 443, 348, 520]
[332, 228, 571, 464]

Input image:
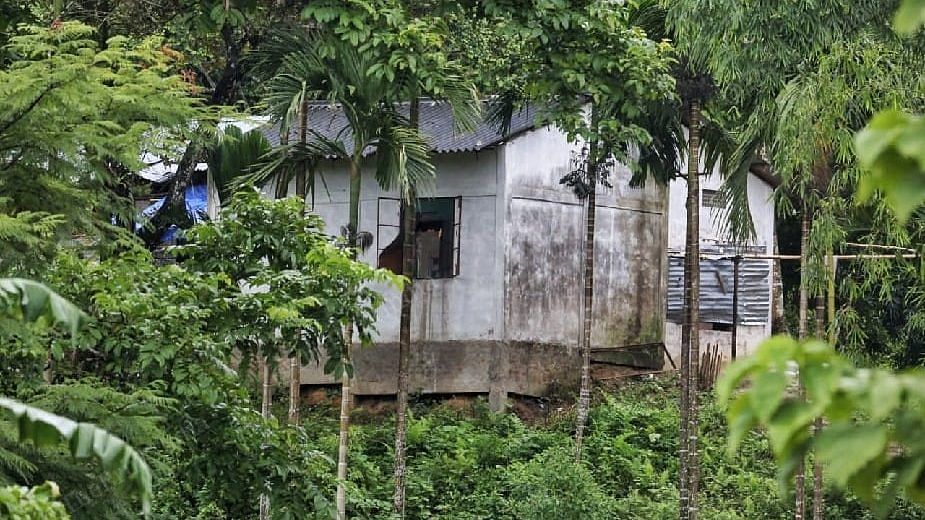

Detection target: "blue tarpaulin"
[137, 184, 208, 243]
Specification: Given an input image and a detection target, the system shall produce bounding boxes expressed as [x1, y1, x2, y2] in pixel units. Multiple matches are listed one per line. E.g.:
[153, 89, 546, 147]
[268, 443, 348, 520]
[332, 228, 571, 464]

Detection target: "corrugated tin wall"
[666, 248, 770, 325]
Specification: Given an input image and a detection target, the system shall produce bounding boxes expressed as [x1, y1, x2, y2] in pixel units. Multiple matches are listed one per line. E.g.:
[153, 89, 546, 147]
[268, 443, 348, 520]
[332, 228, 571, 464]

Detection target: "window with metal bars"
[377, 196, 461, 279]
[702, 188, 724, 209]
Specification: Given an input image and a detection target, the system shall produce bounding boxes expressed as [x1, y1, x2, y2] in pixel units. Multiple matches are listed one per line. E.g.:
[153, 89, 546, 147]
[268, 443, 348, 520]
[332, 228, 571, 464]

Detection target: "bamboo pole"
[795, 210, 810, 520]
[669, 253, 917, 261]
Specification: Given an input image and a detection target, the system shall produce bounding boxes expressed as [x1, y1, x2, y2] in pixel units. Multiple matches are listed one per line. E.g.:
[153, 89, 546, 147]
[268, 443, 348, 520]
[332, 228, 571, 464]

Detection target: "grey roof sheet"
[259, 101, 539, 155]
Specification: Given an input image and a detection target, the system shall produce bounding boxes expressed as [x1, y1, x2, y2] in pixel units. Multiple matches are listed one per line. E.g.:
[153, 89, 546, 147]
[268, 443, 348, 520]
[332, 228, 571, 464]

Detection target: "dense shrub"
[291, 379, 925, 519]
[0, 482, 69, 520]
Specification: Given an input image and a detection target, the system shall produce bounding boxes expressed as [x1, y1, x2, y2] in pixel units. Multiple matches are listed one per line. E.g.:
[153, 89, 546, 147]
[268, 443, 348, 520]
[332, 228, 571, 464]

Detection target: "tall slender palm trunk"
[574, 107, 599, 460]
[812, 290, 825, 520]
[289, 99, 309, 426]
[680, 99, 703, 520]
[259, 358, 273, 520]
[336, 159, 362, 520]
[795, 208, 811, 520]
[394, 99, 420, 516]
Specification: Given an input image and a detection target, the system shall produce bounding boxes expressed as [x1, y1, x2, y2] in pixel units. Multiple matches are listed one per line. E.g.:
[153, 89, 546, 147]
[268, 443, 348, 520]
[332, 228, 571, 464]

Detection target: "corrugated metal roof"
[258, 101, 539, 154]
[666, 245, 771, 326]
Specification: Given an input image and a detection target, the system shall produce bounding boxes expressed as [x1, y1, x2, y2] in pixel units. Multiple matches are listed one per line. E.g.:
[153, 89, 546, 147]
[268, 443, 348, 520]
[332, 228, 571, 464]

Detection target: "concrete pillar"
[488, 341, 509, 412]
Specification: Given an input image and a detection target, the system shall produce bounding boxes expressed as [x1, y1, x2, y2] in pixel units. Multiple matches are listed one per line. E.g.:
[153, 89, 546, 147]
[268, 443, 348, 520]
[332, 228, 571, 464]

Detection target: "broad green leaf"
[0, 398, 152, 516]
[724, 396, 757, 453]
[749, 369, 789, 423]
[815, 423, 888, 488]
[855, 111, 925, 221]
[0, 278, 88, 337]
[766, 400, 815, 458]
[715, 355, 758, 405]
[867, 370, 902, 420]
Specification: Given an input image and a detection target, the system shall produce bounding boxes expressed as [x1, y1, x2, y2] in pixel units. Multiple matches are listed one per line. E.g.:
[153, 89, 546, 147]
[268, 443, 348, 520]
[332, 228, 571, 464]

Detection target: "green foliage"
[167, 402, 332, 520]
[0, 398, 152, 515]
[0, 22, 209, 255]
[896, 0, 925, 34]
[283, 381, 922, 519]
[0, 279, 87, 338]
[249, 26, 440, 204]
[206, 125, 272, 201]
[719, 336, 925, 516]
[484, 0, 676, 177]
[856, 110, 925, 222]
[506, 447, 619, 519]
[303, 0, 480, 122]
[181, 191, 395, 375]
[43, 253, 235, 405]
[0, 482, 70, 520]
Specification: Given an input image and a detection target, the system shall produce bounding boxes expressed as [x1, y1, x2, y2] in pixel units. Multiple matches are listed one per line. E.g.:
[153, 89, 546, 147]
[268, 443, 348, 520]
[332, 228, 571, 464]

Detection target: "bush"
[505, 446, 618, 519]
[0, 482, 70, 520]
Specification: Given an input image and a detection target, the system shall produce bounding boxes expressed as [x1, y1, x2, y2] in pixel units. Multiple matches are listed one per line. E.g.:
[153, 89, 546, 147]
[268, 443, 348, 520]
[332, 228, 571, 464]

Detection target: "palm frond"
[628, 0, 669, 42]
[438, 74, 482, 134]
[247, 25, 318, 83]
[374, 121, 436, 202]
[632, 97, 685, 186]
[486, 89, 527, 136]
[702, 113, 764, 244]
[230, 132, 348, 195]
[207, 126, 272, 201]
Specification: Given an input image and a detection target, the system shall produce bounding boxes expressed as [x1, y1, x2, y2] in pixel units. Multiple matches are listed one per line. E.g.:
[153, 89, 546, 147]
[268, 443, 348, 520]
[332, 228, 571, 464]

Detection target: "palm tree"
[391, 70, 477, 520]
[243, 32, 436, 519]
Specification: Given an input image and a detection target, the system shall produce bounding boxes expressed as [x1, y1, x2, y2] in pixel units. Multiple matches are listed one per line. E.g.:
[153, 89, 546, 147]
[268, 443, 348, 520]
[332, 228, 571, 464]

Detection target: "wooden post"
[731, 255, 741, 360]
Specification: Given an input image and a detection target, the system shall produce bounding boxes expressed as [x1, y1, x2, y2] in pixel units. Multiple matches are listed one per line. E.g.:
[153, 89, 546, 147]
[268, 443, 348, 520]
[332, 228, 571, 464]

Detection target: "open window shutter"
[377, 197, 400, 267]
[452, 196, 462, 277]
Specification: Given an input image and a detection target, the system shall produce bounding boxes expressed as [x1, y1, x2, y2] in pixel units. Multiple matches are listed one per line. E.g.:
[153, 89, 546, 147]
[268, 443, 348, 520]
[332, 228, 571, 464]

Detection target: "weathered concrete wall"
[503, 126, 667, 351]
[297, 340, 580, 396]
[292, 125, 667, 397]
[667, 164, 775, 251]
[302, 151, 504, 343]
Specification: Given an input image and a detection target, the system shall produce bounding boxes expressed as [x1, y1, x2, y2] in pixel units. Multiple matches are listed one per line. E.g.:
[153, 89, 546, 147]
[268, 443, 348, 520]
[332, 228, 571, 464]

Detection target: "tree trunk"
[259, 358, 273, 520]
[771, 230, 789, 335]
[393, 99, 419, 516]
[288, 98, 309, 426]
[336, 159, 362, 520]
[574, 107, 599, 461]
[335, 324, 353, 520]
[812, 290, 825, 520]
[811, 251, 835, 520]
[795, 208, 811, 520]
[682, 99, 703, 520]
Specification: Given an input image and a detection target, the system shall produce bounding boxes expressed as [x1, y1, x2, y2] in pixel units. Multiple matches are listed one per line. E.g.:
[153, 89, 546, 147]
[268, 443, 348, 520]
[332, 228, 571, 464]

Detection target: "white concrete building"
[664, 151, 777, 364]
[262, 102, 669, 401]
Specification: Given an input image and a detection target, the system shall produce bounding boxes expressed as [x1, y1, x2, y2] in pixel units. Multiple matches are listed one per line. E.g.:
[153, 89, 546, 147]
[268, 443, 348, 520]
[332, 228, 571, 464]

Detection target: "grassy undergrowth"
[296, 377, 925, 519]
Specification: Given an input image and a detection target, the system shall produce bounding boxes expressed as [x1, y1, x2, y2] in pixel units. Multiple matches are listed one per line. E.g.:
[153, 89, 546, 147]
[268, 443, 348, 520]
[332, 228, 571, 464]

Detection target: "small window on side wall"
[377, 196, 461, 279]
[702, 189, 724, 209]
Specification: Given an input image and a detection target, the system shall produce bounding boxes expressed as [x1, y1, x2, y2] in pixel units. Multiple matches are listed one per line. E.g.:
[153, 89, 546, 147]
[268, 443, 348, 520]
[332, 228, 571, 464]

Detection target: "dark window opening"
[705, 322, 733, 332]
[377, 197, 461, 279]
[702, 188, 723, 209]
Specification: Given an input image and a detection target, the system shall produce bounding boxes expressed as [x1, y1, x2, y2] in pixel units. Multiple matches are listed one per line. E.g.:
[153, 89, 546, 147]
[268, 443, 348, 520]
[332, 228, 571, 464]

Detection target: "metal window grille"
[702, 189, 724, 209]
